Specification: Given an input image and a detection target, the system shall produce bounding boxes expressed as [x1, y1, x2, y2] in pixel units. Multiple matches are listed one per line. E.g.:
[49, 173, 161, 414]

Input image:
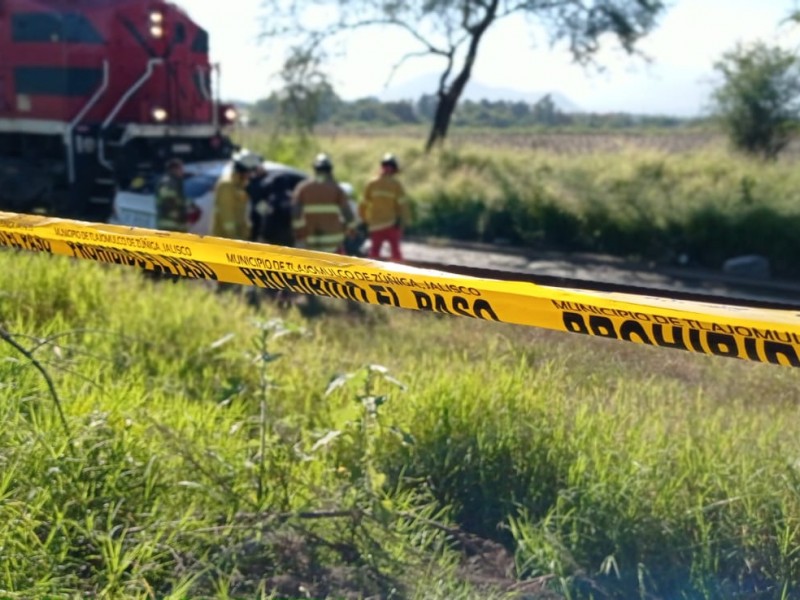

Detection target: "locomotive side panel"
[0, 0, 219, 127]
[2, 1, 106, 123]
[0, 0, 236, 218]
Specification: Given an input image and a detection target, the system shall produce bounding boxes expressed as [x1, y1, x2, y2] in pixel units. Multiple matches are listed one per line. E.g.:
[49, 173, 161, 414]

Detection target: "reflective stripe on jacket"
[361, 175, 409, 232]
[292, 178, 354, 250]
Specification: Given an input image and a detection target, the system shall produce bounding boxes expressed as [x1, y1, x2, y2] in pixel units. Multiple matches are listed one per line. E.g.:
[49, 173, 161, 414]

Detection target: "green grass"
[242, 130, 800, 276]
[2, 250, 800, 598]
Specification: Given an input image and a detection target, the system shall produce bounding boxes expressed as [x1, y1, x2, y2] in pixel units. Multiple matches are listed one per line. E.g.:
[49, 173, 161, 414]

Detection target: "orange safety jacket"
[292, 178, 355, 253]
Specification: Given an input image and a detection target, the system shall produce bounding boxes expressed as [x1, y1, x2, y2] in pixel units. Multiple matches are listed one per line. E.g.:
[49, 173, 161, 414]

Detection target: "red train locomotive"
[0, 0, 236, 219]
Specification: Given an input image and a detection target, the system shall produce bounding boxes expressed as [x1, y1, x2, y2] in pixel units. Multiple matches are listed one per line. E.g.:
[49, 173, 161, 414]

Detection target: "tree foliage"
[272, 47, 335, 134]
[712, 42, 800, 159]
[260, 0, 668, 151]
[251, 86, 689, 130]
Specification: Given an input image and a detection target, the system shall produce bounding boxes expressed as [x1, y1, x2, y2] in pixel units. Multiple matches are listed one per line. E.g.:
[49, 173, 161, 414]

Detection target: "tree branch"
[438, 50, 456, 97]
[497, 0, 555, 19]
[37, 358, 106, 392]
[149, 420, 260, 511]
[0, 324, 72, 444]
[385, 50, 438, 88]
[331, 17, 452, 57]
[11, 333, 117, 364]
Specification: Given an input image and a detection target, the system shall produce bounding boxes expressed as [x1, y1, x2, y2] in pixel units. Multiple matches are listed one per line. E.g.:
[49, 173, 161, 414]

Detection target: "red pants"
[368, 226, 403, 261]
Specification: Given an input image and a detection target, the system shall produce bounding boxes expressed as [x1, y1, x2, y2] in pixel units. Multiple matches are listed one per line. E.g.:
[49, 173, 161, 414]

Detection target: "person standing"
[212, 149, 260, 297]
[156, 158, 192, 232]
[360, 153, 410, 262]
[248, 167, 296, 248]
[247, 166, 297, 308]
[246, 162, 269, 242]
[212, 149, 261, 241]
[152, 158, 199, 283]
[291, 154, 356, 314]
[292, 154, 355, 253]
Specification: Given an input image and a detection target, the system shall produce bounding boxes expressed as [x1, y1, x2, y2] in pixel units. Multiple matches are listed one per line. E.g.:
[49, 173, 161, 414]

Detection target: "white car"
[110, 159, 310, 235]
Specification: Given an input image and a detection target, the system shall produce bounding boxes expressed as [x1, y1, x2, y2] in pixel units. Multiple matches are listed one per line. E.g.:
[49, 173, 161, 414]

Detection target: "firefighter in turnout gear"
[361, 153, 410, 261]
[291, 154, 355, 253]
[156, 158, 193, 232]
[151, 158, 198, 283]
[212, 149, 261, 240]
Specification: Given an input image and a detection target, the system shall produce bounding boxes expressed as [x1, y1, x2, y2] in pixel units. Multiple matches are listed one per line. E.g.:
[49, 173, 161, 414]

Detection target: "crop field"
[240, 128, 800, 279]
[311, 126, 729, 155]
[2, 249, 800, 598]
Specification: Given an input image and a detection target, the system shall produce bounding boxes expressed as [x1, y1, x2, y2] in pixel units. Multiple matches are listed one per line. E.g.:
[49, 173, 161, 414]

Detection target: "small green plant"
[250, 318, 304, 509]
[315, 364, 411, 513]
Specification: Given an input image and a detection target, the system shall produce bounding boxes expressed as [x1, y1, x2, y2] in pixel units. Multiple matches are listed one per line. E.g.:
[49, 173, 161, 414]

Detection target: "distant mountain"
[376, 72, 582, 113]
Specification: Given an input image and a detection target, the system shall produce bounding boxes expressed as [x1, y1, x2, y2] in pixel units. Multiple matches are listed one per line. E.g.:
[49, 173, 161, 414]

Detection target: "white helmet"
[340, 182, 354, 198]
[232, 149, 262, 171]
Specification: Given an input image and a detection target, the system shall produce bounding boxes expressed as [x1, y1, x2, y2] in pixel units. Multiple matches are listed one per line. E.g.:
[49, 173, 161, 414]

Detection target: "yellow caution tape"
[1, 211, 799, 367]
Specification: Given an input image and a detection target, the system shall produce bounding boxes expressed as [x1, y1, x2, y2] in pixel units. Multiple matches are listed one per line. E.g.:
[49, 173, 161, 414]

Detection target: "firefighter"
[360, 153, 410, 262]
[246, 162, 270, 242]
[212, 149, 261, 298]
[247, 165, 297, 308]
[291, 154, 356, 315]
[155, 158, 195, 232]
[151, 158, 198, 283]
[248, 167, 295, 247]
[292, 154, 355, 253]
[212, 149, 261, 240]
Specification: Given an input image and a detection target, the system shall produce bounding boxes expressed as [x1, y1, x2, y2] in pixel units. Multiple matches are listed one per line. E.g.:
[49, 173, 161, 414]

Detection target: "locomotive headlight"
[150, 24, 163, 37]
[224, 107, 238, 122]
[152, 107, 168, 122]
[149, 11, 163, 23]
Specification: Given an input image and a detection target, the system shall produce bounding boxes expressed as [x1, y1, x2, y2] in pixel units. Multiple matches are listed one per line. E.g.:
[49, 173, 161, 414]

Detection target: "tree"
[531, 93, 560, 125]
[416, 94, 438, 121]
[510, 100, 530, 120]
[260, 0, 668, 152]
[274, 47, 335, 134]
[712, 42, 800, 159]
[384, 100, 420, 123]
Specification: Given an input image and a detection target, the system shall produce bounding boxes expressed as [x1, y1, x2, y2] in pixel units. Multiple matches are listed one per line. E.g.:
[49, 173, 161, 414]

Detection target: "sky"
[175, 0, 800, 116]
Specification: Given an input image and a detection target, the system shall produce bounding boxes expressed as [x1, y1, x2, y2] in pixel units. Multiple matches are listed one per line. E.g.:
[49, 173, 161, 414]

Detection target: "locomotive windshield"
[12, 11, 103, 43]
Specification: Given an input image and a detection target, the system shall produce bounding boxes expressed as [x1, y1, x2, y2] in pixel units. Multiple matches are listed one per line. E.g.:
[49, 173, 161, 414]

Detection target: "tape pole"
[1, 211, 799, 368]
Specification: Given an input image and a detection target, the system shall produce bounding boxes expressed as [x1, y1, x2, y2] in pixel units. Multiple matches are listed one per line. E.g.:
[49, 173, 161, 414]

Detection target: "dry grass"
[241, 128, 800, 276]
